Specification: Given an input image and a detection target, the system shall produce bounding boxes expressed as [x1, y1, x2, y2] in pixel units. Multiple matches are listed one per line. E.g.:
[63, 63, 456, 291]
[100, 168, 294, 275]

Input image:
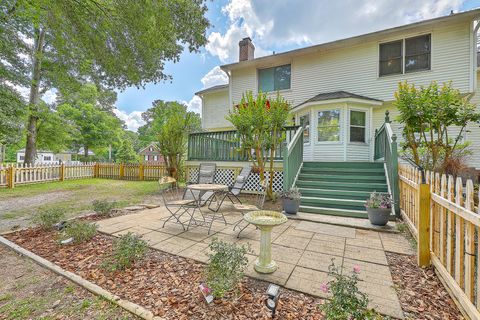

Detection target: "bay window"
[349, 110, 366, 143]
[317, 110, 341, 142]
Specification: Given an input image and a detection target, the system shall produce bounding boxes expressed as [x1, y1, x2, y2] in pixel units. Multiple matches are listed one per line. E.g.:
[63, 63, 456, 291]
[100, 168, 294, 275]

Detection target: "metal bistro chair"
[232, 179, 267, 238]
[159, 176, 198, 231]
[207, 166, 252, 212]
[184, 162, 217, 206]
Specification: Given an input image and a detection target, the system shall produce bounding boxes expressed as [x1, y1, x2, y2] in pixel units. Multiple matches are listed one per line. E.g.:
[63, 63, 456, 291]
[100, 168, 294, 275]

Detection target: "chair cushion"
[233, 204, 259, 211]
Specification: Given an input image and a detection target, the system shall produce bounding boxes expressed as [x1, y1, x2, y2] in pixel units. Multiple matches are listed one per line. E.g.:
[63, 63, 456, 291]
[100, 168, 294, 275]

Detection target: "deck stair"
[295, 162, 388, 218]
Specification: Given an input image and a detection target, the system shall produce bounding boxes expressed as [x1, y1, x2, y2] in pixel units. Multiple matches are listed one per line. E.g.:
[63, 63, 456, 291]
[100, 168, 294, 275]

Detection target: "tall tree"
[0, 0, 209, 163]
[0, 86, 26, 157]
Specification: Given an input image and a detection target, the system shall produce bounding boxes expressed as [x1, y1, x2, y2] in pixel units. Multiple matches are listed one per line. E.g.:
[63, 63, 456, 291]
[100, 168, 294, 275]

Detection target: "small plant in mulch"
[102, 232, 147, 272]
[33, 208, 65, 230]
[61, 221, 98, 244]
[204, 237, 251, 299]
[319, 259, 386, 320]
[92, 200, 117, 216]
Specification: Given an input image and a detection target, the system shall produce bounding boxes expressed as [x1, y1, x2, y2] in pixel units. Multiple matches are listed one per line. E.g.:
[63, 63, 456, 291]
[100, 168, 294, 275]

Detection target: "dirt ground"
[0, 244, 138, 320]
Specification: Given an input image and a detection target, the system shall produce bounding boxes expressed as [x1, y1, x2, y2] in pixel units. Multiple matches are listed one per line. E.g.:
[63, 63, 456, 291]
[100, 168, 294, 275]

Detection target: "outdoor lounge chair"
[159, 176, 197, 231]
[183, 162, 217, 205]
[206, 166, 252, 212]
[232, 179, 267, 238]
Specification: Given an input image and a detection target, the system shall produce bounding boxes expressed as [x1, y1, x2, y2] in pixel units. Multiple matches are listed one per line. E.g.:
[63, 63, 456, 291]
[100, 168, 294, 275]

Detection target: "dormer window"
[379, 34, 431, 76]
[258, 64, 291, 92]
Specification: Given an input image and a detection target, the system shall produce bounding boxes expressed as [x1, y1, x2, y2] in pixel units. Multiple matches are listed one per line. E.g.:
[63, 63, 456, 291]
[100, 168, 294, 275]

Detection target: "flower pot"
[282, 198, 300, 215]
[366, 207, 390, 226]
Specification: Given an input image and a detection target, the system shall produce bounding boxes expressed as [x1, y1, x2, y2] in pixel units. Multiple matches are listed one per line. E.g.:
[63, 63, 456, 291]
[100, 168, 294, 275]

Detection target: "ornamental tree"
[394, 81, 480, 173]
[226, 91, 290, 199]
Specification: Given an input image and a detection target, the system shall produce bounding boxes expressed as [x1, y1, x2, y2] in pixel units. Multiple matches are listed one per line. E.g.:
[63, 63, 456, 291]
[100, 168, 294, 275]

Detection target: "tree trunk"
[84, 146, 89, 157]
[24, 28, 46, 164]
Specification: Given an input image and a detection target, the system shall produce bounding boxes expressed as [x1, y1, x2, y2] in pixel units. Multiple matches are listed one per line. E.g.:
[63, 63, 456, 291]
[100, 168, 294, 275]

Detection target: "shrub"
[34, 208, 65, 230]
[365, 192, 392, 209]
[103, 232, 147, 272]
[205, 237, 250, 298]
[62, 221, 97, 243]
[319, 259, 384, 319]
[92, 200, 117, 216]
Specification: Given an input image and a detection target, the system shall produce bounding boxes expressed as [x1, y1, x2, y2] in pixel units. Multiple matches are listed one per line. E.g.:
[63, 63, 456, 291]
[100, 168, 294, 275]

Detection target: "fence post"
[94, 163, 99, 178]
[60, 164, 65, 181]
[139, 163, 144, 180]
[7, 166, 15, 189]
[119, 163, 125, 179]
[391, 135, 400, 218]
[417, 181, 431, 267]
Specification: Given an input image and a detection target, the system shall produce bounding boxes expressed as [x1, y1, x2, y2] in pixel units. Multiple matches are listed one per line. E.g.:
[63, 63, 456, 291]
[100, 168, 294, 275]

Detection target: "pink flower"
[320, 283, 329, 293]
[353, 265, 361, 274]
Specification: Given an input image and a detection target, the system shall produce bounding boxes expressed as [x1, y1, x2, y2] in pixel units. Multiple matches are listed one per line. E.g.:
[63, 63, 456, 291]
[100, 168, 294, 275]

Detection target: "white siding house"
[196, 9, 480, 168]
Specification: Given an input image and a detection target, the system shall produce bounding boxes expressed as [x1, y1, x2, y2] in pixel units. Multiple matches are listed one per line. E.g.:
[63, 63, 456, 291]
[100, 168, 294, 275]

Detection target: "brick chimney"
[239, 37, 255, 61]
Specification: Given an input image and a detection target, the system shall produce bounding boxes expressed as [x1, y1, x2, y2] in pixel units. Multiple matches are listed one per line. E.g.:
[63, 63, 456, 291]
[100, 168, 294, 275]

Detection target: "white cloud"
[200, 66, 229, 88]
[183, 95, 202, 114]
[113, 108, 145, 132]
[206, 0, 465, 63]
[42, 89, 57, 104]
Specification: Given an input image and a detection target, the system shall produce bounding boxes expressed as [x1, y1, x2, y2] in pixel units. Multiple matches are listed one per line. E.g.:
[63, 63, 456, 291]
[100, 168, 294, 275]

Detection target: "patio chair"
[232, 179, 267, 238]
[159, 176, 197, 231]
[184, 162, 217, 205]
[207, 166, 252, 212]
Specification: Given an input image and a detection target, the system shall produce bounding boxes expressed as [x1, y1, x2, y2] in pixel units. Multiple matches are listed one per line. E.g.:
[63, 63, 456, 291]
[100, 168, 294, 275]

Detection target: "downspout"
[472, 19, 480, 92]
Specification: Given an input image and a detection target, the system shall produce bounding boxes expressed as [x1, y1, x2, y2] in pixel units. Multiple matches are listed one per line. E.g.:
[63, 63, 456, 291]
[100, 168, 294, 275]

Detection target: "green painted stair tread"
[302, 162, 384, 169]
[296, 180, 388, 192]
[300, 196, 366, 211]
[299, 188, 371, 200]
[299, 206, 369, 219]
[300, 167, 386, 175]
[297, 173, 387, 182]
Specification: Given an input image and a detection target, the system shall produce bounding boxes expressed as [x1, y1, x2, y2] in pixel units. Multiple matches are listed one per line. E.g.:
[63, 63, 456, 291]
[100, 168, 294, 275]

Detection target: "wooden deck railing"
[399, 162, 480, 319]
[0, 163, 168, 188]
[283, 127, 303, 191]
[374, 111, 400, 217]
[187, 126, 300, 161]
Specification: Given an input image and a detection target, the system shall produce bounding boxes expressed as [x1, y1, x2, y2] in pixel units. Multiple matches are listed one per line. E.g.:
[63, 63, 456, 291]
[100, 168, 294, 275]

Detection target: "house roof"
[221, 8, 480, 71]
[294, 91, 382, 109]
[195, 84, 228, 96]
[138, 142, 160, 154]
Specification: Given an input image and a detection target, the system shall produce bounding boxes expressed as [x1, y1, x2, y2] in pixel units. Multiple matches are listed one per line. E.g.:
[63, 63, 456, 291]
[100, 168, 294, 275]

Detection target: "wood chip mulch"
[386, 252, 464, 320]
[5, 228, 323, 320]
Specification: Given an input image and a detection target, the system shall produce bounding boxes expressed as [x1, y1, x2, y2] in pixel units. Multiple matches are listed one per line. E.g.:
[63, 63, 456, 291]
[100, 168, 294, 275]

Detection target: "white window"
[299, 114, 310, 144]
[349, 110, 366, 143]
[44, 156, 52, 161]
[153, 155, 158, 161]
[317, 110, 341, 142]
[19, 155, 25, 160]
[144, 155, 148, 161]
[258, 64, 291, 92]
[149, 147, 153, 151]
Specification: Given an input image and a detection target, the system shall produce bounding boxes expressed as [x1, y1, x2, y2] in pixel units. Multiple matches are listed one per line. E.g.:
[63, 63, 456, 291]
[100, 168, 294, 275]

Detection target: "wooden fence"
[0, 163, 168, 188]
[399, 163, 480, 319]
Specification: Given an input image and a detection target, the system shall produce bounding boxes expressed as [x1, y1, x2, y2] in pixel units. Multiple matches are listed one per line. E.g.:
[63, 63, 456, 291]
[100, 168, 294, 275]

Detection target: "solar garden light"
[265, 283, 280, 317]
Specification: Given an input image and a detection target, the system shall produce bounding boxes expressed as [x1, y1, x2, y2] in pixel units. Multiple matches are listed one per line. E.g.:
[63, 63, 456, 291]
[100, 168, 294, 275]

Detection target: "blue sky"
[113, 0, 480, 131]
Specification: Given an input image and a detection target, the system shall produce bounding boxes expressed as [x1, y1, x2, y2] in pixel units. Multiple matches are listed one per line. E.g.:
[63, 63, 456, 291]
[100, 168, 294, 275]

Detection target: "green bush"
[33, 208, 65, 230]
[62, 221, 97, 243]
[319, 259, 385, 319]
[205, 237, 250, 298]
[92, 200, 117, 216]
[103, 232, 147, 272]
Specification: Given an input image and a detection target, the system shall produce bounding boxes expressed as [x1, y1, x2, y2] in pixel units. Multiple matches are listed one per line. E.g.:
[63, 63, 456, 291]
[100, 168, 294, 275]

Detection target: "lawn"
[0, 179, 160, 233]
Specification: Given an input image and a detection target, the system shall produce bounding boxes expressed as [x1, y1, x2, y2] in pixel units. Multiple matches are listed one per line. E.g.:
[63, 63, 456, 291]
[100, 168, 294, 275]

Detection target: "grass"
[0, 178, 160, 227]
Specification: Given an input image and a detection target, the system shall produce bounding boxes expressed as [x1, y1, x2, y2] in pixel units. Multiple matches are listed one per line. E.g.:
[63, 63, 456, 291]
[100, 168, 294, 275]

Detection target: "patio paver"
[97, 206, 407, 319]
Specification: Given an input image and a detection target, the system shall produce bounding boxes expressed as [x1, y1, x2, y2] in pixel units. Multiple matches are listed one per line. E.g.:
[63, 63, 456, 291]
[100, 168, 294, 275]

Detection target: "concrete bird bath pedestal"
[244, 210, 288, 274]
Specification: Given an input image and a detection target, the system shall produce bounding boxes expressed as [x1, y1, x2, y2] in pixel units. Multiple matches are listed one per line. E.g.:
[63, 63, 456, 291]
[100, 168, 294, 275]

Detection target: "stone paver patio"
[96, 205, 415, 319]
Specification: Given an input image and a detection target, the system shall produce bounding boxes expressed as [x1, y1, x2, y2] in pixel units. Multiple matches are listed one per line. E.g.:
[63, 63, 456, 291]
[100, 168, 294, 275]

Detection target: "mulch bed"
[4, 228, 323, 319]
[386, 252, 464, 320]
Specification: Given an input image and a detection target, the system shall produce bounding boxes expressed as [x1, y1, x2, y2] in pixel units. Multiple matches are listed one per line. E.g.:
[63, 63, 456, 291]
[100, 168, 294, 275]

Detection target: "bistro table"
[186, 183, 228, 234]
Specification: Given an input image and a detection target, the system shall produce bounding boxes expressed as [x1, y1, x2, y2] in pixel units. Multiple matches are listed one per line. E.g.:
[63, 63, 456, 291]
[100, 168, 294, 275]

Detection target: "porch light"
[265, 283, 280, 317]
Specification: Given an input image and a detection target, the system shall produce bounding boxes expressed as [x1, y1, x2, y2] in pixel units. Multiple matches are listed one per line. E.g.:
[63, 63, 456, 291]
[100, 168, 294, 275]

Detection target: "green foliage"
[33, 208, 65, 230]
[115, 139, 138, 163]
[0, 86, 26, 146]
[205, 238, 250, 298]
[320, 260, 384, 319]
[103, 232, 148, 272]
[226, 91, 290, 198]
[395, 81, 480, 173]
[92, 200, 117, 216]
[0, 0, 210, 162]
[62, 221, 97, 244]
[36, 102, 76, 153]
[140, 100, 201, 179]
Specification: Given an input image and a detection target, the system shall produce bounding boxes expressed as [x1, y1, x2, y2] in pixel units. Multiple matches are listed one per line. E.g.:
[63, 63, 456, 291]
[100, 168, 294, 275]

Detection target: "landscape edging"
[0, 235, 163, 320]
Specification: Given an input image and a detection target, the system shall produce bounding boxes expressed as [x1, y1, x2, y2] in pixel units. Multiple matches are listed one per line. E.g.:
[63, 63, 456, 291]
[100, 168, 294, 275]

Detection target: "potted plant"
[280, 187, 301, 214]
[365, 192, 392, 226]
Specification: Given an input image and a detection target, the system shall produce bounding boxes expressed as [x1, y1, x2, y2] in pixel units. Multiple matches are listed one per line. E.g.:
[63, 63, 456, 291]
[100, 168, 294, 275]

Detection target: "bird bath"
[244, 210, 288, 274]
